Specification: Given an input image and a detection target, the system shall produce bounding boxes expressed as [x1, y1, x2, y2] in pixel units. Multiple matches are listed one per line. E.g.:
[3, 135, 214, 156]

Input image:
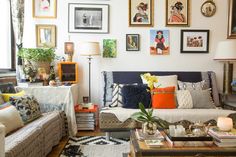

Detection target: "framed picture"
[166, 0, 189, 26]
[129, 0, 154, 27]
[150, 30, 170, 55]
[126, 34, 140, 51]
[201, 0, 216, 17]
[227, 0, 236, 39]
[68, 3, 109, 33]
[36, 25, 56, 48]
[180, 30, 210, 53]
[33, 0, 57, 18]
[103, 39, 117, 58]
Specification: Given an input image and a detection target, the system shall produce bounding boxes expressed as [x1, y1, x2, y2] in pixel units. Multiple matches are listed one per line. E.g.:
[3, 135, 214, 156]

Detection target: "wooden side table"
[223, 94, 236, 111]
[75, 104, 98, 131]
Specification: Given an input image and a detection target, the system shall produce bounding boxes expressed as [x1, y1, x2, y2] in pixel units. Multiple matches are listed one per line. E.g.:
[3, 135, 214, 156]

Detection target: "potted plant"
[18, 48, 55, 74]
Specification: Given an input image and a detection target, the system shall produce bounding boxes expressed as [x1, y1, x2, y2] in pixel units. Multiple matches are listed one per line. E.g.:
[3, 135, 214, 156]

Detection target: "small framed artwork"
[126, 34, 140, 51]
[68, 3, 109, 33]
[150, 30, 170, 55]
[36, 25, 56, 48]
[33, 0, 57, 18]
[180, 30, 210, 53]
[227, 0, 236, 39]
[103, 39, 117, 58]
[129, 0, 154, 27]
[201, 0, 216, 17]
[166, 0, 189, 26]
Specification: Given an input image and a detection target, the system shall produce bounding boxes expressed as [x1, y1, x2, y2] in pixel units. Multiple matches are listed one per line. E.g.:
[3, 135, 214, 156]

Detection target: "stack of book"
[76, 112, 95, 130]
[208, 127, 236, 147]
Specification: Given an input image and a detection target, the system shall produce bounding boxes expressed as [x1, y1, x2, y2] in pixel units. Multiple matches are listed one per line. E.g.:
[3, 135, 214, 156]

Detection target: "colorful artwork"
[228, 0, 236, 38]
[150, 30, 170, 55]
[33, 0, 57, 18]
[166, 0, 189, 26]
[129, 0, 153, 26]
[103, 39, 117, 58]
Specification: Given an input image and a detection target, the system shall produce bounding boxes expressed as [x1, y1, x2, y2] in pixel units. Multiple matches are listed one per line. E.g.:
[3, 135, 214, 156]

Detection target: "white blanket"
[101, 107, 236, 123]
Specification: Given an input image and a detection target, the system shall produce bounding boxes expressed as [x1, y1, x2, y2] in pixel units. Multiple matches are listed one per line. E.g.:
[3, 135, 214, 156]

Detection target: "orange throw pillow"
[152, 86, 176, 109]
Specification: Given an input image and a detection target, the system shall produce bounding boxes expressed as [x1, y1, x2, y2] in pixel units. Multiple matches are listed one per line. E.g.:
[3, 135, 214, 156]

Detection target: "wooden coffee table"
[129, 130, 236, 157]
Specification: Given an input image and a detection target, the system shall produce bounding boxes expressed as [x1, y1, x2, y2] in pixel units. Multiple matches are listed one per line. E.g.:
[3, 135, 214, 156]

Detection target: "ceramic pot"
[142, 122, 157, 135]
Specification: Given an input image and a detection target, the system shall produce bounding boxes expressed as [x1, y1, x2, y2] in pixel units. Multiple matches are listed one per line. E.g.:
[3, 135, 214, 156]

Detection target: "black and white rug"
[60, 136, 130, 157]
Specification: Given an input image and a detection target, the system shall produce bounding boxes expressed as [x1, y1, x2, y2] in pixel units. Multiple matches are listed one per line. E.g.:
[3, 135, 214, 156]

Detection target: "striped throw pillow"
[109, 83, 124, 107]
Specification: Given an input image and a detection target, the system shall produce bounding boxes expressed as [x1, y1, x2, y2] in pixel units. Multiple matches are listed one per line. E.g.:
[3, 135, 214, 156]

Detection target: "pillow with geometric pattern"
[178, 80, 206, 90]
[9, 95, 42, 124]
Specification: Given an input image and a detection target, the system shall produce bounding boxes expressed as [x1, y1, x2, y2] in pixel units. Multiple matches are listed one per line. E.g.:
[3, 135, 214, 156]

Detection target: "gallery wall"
[23, 0, 233, 105]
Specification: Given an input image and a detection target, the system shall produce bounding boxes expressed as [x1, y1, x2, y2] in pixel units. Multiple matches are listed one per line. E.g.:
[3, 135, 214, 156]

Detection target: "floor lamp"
[214, 40, 236, 96]
[79, 42, 100, 103]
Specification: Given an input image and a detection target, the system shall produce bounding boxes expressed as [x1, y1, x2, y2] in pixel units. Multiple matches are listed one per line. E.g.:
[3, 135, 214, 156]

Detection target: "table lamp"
[78, 42, 100, 102]
[214, 40, 236, 95]
[64, 42, 74, 62]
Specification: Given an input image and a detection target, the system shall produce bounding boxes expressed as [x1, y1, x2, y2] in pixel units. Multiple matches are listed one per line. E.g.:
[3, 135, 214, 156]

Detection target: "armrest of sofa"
[0, 124, 5, 157]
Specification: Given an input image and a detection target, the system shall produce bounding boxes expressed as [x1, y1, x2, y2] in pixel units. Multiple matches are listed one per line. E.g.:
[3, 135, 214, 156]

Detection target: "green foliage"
[18, 48, 55, 62]
[103, 39, 117, 58]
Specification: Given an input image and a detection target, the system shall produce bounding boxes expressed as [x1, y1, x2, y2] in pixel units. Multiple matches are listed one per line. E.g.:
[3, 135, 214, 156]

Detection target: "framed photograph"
[166, 0, 189, 26]
[126, 34, 140, 51]
[201, 0, 216, 17]
[180, 30, 210, 53]
[103, 39, 117, 58]
[150, 30, 170, 55]
[227, 0, 236, 39]
[33, 0, 57, 18]
[129, 0, 154, 27]
[68, 3, 109, 33]
[36, 25, 56, 48]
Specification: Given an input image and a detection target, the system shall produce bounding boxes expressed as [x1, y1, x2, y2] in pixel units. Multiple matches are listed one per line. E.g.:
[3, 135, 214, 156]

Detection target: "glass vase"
[142, 121, 157, 135]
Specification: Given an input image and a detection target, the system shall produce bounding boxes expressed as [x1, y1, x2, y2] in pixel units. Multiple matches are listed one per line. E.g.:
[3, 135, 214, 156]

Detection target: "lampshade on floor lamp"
[214, 40, 236, 95]
[79, 42, 100, 102]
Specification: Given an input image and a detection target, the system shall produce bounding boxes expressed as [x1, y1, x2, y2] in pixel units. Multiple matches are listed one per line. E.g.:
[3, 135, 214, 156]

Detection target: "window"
[0, 0, 15, 71]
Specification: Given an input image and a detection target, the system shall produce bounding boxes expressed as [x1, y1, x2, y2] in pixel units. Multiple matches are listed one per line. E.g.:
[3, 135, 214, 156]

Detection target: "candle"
[217, 117, 233, 131]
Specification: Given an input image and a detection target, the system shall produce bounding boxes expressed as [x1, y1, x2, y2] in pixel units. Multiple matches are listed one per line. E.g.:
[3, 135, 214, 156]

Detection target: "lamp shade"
[214, 40, 236, 61]
[78, 42, 100, 56]
[64, 42, 74, 54]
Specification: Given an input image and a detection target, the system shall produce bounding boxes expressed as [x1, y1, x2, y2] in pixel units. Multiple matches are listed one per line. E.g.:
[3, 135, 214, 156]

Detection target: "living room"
[1, 0, 236, 157]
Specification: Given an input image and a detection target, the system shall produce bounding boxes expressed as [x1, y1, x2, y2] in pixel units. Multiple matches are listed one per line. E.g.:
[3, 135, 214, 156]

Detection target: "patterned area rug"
[60, 136, 130, 157]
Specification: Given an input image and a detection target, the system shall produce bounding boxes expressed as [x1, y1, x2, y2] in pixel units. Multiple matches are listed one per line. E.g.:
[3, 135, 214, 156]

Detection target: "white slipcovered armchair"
[0, 124, 5, 157]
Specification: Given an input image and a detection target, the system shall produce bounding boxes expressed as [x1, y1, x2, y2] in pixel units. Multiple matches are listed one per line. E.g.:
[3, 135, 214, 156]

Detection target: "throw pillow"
[10, 95, 42, 124]
[189, 89, 215, 109]
[1, 90, 25, 102]
[178, 80, 206, 90]
[152, 86, 176, 109]
[121, 84, 151, 109]
[0, 102, 24, 134]
[141, 75, 178, 90]
[176, 90, 193, 109]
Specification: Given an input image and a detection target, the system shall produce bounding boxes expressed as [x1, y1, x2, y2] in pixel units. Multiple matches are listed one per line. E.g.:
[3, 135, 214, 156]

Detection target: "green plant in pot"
[18, 48, 55, 74]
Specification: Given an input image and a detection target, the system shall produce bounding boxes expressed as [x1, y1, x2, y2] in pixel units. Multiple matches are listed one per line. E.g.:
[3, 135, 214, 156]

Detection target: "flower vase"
[142, 122, 157, 135]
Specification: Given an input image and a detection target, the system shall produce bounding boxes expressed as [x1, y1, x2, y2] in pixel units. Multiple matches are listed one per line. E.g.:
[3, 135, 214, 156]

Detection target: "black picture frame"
[68, 3, 109, 33]
[180, 30, 210, 53]
[227, 0, 236, 39]
[126, 34, 140, 51]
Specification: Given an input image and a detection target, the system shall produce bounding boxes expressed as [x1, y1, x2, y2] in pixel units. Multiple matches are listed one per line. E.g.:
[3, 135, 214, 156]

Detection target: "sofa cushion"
[0, 103, 24, 135]
[176, 90, 193, 109]
[178, 80, 206, 90]
[121, 84, 151, 109]
[10, 95, 42, 124]
[190, 89, 215, 109]
[152, 86, 176, 109]
[1, 90, 25, 102]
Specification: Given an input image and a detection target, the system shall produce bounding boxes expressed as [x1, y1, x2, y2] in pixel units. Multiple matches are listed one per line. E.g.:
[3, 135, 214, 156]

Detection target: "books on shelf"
[208, 127, 236, 147]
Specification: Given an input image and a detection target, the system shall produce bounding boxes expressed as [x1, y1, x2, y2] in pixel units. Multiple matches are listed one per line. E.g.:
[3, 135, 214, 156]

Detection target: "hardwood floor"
[47, 128, 104, 157]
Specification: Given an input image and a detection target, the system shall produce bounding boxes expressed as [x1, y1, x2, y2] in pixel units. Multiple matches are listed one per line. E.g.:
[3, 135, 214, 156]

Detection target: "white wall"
[23, 0, 233, 105]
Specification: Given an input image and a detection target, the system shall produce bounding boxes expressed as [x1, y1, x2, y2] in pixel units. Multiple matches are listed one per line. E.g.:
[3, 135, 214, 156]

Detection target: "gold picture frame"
[33, 0, 57, 18]
[129, 0, 154, 27]
[36, 25, 56, 48]
[166, 0, 189, 27]
[227, 0, 236, 39]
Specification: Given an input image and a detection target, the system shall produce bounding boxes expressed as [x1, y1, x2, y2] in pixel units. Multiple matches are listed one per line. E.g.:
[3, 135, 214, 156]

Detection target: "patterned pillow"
[10, 95, 42, 124]
[176, 90, 193, 109]
[178, 80, 206, 90]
